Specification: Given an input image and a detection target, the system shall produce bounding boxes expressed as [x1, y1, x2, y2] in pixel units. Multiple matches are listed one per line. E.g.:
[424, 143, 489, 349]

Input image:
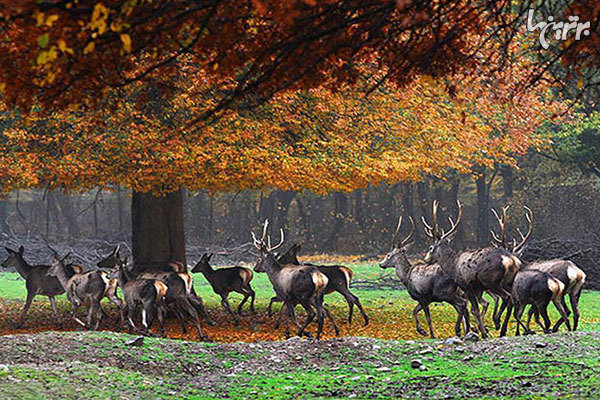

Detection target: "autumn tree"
[0, 0, 577, 265]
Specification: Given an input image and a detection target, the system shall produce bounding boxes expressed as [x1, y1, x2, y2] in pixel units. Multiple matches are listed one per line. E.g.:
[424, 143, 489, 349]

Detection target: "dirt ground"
[0, 331, 598, 399]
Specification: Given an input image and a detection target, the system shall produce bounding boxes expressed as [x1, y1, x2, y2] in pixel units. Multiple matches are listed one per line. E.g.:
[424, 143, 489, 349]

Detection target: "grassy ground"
[1, 262, 599, 341]
[1, 260, 599, 399]
[0, 331, 598, 399]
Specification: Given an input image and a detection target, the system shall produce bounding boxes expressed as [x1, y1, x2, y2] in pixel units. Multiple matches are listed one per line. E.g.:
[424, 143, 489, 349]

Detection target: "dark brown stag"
[422, 200, 522, 338]
[252, 220, 329, 339]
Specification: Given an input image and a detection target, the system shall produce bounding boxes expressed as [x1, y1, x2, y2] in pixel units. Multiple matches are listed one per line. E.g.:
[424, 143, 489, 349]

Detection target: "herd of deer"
[0, 201, 587, 341]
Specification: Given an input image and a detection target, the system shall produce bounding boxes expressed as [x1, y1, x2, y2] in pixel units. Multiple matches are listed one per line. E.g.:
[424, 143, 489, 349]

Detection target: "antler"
[421, 200, 440, 240]
[390, 216, 415, 250]
[251, 219, 285, 252]
[439, 200, 463, 240]
[490, 205, 510, 248]
[512, 206, 533, 254]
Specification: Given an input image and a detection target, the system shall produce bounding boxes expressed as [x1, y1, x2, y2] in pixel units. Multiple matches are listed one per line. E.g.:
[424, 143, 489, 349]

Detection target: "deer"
[252, 220, 329, 339]
[191, 253, 255, 324]
[422, 200, 522, 338]
[511, 268, 571, 335]
[109, 256, 168, 337]
[501, 211, 587, 332]
[1, 246, 70, 328]
[275, 243, 369, 326]
[97, 245, 215, 331]
[47, 251, 125, 330]
[380, 216, 469, 338]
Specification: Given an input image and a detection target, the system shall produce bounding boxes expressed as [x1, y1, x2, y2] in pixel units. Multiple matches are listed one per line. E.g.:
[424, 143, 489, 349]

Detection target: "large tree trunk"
[501, 165, 514, 200]
[131, 189, 186, 266]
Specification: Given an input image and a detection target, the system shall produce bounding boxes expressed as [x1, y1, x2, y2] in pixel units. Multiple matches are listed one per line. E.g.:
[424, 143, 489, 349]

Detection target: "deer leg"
[236, 289, 250, 315]
[267, 296, 281, 318]
[552, 295, 571, 332]
[179, 297, 206, 341]
[276, 302, 288, 335]
[468, 293, 488, 339]
[537, 303, 552, 333]
[478, 295, 490, 321]
[48, 296, 59, 320]
[189, 295, 215, 326]
[70, 300, 86, 328]
[220, 295, 239, 325]
[421, 303, 435, 339]
[570, 291, 581, 331]
[412, 304, 427, 336]
[16, 291, 35, 328]
[552, 296, 571, 332]
[297, 299, 316, 338]
[343, 291, 368, 326]
[513, 303, 528, 336]
[243, 283, 256, 313]
[157, 302, 167, 338]
[107, 291, 125, 327]
[313, 295, 326, 340]
[322, 305, 340, 336]
[450, 297, 468, 337]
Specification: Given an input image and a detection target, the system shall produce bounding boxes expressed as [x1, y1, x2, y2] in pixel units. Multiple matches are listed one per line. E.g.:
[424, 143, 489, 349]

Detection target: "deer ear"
[113, 244, 120, 255]
[402, 242, 414, 252]
[61, 252, 71, 262]
[18, 246, 24, 254]
[208, 253, 213, 261]
[4, 247, 13, 254]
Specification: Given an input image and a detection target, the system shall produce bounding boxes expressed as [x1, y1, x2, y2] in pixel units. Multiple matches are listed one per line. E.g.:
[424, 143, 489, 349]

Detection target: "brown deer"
[502, 211, 587, 332]
[97, 245, 215, 330]
[47, 252, 125, 330]
[511, 269, 571, 335]
[191, 253, 256, 324]
[1, 246, 68, 328]
[109, 257, 168, 337]
[422, 200, 522, 338]
[380, 216, 469, 338]
[252, 220, 329, 339]
[275, 244, 369, 326]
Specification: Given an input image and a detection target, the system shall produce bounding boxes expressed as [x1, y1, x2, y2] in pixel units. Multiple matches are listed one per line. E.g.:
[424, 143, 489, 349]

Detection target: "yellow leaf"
[0, 83, 5, 92]
[46, 14, 59, 27]
[83, 41, 95, 55]
[35, 12, 45, 27]
[36, 51, 47, 65]
[212, 62, 219, 71]
[58, 39, 67, 52]
[120, 33, 132, 53]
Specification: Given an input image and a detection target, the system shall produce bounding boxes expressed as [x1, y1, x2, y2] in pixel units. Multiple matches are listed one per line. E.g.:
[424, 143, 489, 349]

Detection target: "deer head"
[1, 245, 25, 269]
[47, 252, 71, 277]
[380, 216, 415, 269]
[97, 244, 121, 269]
[423, 200, 463, 264]
[191, 253, 214, 273]
[251, 219, 284, 272]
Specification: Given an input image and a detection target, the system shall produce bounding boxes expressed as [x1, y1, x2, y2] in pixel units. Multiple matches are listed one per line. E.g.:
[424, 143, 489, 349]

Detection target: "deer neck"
[116, 267, 129, 288]
[262, 255, 283, 280]
[54, 263, 74, 290]
[437, 246, 458, 280]
[395, 254, 413, 282]
[12, 254, 33, 279]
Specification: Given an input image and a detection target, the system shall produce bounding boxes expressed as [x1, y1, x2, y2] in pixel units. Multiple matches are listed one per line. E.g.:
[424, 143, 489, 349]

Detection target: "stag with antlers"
[380, 216, 469, 338]
[422, 200, 522, 338]
[252, 220, 329, 339]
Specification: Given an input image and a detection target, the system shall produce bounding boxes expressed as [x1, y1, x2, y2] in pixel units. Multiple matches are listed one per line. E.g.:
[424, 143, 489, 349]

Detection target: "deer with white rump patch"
[252, 220, 329, 339]
[380, 216, 469, 338]
[423, 200, 522, 338]
[48, 251, 125, 330]
[110, 256, 168, 337]
[275, 243, 369, 326]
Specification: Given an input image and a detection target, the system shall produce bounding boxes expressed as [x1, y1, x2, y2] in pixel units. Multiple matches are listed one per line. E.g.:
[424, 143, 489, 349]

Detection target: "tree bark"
[131, 189, 186, 265]
[501, 165, 514, 200]
[401, 182, 420, 243]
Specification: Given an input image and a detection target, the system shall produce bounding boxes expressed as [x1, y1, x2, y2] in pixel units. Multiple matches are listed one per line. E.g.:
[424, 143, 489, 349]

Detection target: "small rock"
[455, 347, 465, 353]
[464, 332, 480, 342]
[294, 355, 302, 361]
[535, 342, 547, 349]
[406, 340, 415, 345]
[419, 365, 427, 371]
[462, 354, 474, 361]
[125, 336, 144, 347]
[418, 347, 433, 355]
[372, 344, 381, 350]
[350, 376, 361, 381]
[445, 337, 463, 345]
[410, 359, 423, 369]
[376, 367, 391, 372]
[522, 381, 532, 388]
